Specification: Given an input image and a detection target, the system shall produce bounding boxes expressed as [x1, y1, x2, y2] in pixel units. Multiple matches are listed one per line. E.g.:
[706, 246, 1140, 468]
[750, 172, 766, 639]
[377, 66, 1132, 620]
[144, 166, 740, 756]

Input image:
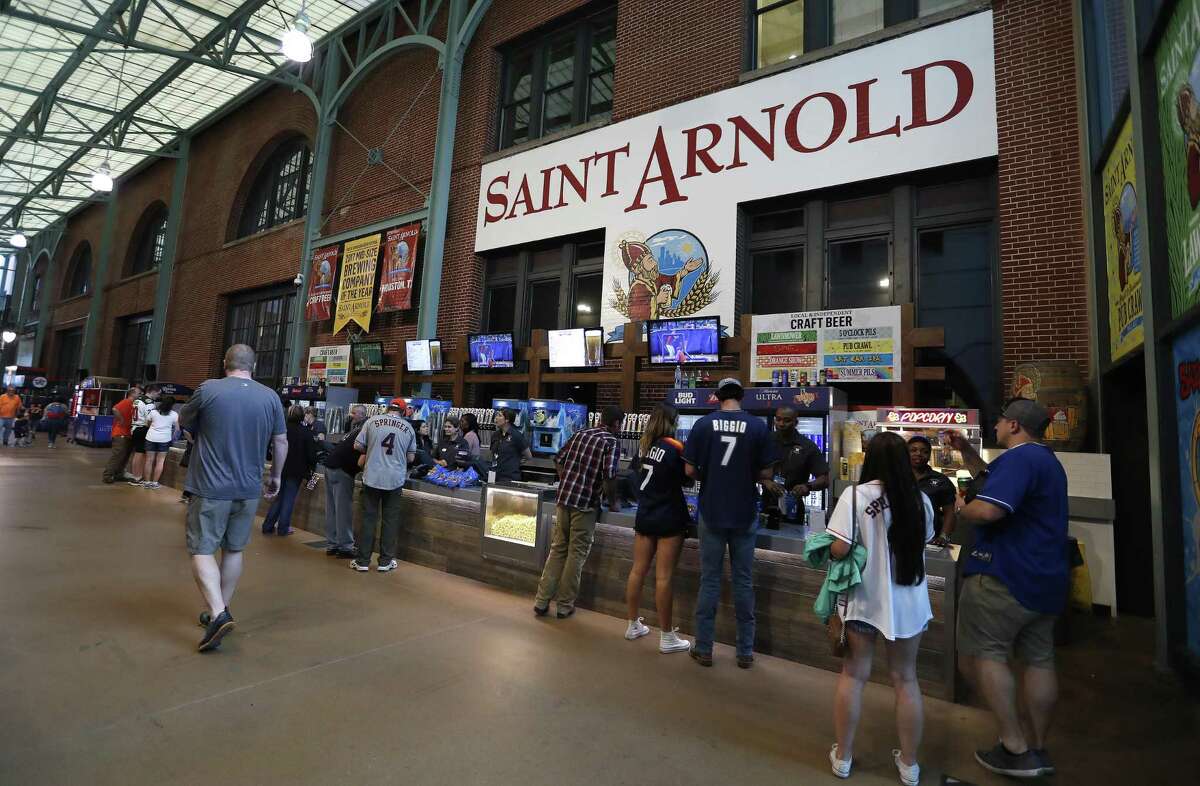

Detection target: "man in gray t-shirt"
[179, 344, 287, 652]
[350, 398, 415, 573]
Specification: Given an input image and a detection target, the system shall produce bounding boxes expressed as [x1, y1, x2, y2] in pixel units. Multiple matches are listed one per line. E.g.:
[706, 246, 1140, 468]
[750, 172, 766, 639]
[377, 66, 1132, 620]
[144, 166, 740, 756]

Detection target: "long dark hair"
[460, 412, 478, 434]
[157, 395, 176, 415]
[640, 403, 677, 456]
[859, 431, 926, 586]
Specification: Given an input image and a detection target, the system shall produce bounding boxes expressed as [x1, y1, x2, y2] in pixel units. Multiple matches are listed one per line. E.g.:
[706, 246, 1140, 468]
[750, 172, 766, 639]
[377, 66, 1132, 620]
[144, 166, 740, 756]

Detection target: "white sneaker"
[624, 617, 650, 640]
[143, 481, 160, 489]
[830, 744, 852, 779]
[377, 559, 398, 572]
[126, 478, 143, 486]
[659, 628, 691, 653]
[893, 750, 919, 785]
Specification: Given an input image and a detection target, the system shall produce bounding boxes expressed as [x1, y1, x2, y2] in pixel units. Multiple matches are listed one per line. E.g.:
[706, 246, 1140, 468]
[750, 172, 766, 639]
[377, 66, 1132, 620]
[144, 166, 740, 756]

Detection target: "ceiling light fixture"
[10, 233, 26, 248]
[1, 330, 15, 344]
[281, 2, 314, 63]
[91, 163, 114, 193]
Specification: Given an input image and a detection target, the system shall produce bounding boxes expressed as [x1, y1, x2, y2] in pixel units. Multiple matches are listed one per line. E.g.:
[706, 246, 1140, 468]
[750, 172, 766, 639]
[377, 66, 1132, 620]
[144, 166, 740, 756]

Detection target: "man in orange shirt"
[0, 384, 22, 448]
[103, 385, 141, 483]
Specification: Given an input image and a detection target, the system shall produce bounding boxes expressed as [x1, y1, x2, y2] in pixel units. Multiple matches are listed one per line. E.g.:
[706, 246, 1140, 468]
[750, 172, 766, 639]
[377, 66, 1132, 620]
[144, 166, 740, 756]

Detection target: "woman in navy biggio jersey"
[621, 404, 693, 654]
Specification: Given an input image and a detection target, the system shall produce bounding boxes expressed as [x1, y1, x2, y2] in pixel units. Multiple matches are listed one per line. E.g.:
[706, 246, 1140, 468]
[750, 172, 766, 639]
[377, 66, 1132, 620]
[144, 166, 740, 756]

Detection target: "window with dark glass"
[117, 314, 153, 382]
[749, 204, 806, 314]
[54, 327, 82, 381]
[29, 273, 42, 316]
[498, 7, 616, 149]
[750, 0, 970, 70]
[828, 236, 890, 309]
[130, 204, 168, 276]
[1082, 0, 1130, 158]
[482, 236, 604, 342]
[238, 138, 312, 238]
[225, 287, 296, 391]
[64, 243, 91, 298]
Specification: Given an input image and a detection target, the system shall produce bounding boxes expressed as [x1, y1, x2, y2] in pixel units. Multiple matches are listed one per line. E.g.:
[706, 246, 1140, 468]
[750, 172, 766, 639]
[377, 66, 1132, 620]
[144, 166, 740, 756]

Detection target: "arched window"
[238, 138, 312, 238]
[129, 203, 169, 276]
[63, 243, 91, 298]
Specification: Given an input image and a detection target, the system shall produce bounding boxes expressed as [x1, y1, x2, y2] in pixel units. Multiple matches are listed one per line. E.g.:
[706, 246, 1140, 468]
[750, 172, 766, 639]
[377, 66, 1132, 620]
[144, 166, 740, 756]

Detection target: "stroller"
[12, 416, 31, 447]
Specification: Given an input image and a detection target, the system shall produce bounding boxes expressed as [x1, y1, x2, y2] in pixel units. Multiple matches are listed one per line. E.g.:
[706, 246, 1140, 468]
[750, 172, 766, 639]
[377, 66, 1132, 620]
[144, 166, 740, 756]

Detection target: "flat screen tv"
[404, 339, 443, 372]
[468, 332, 515, 369]
[647, 316, 719, 364]
[351, 341, 384, 372]
[548, 327, 604, 369]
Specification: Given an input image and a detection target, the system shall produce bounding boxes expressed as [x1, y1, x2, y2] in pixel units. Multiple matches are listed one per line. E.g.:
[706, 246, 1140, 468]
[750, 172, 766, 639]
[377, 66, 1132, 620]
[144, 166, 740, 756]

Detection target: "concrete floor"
[0, 443, 1196, 786]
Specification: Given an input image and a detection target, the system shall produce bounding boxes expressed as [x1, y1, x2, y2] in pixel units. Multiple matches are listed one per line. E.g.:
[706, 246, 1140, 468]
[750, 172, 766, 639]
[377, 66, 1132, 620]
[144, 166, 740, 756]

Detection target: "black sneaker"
[326, 546, 339, 556]
[974, 742, 1042, 778]
[533, 604, 549, 617]
[335, 548, 356, 559]
[737, 654, 754, 669]
[556, 606, 575, 619]
[1033, 748, 1056, 776]
[198, 610, 211, 628]
[690, 649, 713, 667]
[198, 609, 235, 652]
[349, 560, 370, 572]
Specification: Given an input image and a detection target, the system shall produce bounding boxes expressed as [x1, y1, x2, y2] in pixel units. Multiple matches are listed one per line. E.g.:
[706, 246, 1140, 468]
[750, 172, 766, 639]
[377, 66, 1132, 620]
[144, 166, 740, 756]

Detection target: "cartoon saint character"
[1176, 83, 1200, 208]
[1113, 203, 1132, 289]
[312, 257, 332, 288]
[619, 239, 703, 321]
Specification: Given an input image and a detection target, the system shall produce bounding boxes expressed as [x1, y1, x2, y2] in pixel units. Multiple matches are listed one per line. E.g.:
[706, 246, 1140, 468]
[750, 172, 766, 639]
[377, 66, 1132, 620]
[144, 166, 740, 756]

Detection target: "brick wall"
[993, 0, 1090, 388]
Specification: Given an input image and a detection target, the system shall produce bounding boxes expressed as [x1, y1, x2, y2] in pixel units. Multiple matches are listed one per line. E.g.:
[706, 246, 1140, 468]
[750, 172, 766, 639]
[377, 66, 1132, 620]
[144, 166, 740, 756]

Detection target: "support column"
[285, 51, 341, 378]
[80, 186, 119, 376]
[33, 237, 64, 366]
[144, 136, 190, 379]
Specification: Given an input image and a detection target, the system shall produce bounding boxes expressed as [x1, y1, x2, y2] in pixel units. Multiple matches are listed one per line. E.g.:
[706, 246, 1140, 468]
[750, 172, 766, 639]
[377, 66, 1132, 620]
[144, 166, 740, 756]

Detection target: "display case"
[527, 399, 587, 455]
[875, 407, 982, 485]
[72, 376, 130, 446]
[480, 483, 553, 570]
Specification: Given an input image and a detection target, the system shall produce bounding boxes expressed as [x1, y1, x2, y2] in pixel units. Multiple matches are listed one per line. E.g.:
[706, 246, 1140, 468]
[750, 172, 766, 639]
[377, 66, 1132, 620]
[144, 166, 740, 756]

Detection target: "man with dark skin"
[908, 435, 957, 543]
[769, 406, 830, 520]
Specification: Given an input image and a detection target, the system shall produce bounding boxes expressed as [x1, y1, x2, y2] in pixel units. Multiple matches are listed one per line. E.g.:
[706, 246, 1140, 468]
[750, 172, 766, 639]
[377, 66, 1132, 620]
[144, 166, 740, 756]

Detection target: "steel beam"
[80, 182, 120, 375]
[143, 135, 188, 374]
[30, 227, 66, 364]
[0, 129, 182, 158]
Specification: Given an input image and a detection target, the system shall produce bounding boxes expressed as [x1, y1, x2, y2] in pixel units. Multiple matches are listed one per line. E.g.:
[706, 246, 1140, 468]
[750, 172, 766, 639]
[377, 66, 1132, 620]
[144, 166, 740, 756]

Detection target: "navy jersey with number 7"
[682, 409, 776, 529]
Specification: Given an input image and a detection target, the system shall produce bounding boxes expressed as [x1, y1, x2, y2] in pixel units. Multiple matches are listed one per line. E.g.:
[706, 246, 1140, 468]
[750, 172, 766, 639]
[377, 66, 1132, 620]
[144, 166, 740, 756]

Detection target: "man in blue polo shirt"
[682, 378, 777, 668]
[949, 398, 1068, 780]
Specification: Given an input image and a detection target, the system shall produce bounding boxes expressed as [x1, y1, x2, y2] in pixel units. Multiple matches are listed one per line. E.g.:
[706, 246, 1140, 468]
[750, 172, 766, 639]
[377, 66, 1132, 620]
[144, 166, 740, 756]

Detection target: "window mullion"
[529, 43, 548, 140]
[572, 22, 589, 127]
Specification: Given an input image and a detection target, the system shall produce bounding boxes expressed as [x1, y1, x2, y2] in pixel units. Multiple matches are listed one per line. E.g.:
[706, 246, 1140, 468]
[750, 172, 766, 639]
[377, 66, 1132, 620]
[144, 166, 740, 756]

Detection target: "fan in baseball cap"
[716, 377, 744, 401]
[388, 397, 407, 410]
[999, 397, 1050, 439]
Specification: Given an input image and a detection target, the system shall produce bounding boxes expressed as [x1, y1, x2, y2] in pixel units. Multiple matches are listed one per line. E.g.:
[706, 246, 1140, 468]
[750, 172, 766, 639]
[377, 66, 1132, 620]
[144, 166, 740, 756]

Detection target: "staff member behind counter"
[764, 406, 830, 522]
[908, 435, 957, 542]
[491, 407, 532, 481]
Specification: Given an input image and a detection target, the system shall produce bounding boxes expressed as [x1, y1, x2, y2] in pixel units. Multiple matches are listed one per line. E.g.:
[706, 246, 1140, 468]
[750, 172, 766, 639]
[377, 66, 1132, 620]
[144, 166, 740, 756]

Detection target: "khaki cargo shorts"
[958, 574, 1057, 666]
[186, 496, 258, 556]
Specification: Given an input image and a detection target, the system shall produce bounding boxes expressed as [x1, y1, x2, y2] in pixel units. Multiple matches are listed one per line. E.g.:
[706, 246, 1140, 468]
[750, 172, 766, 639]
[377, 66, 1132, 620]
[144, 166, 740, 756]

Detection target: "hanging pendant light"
[280, 2, 313, 63]
[91, 162, 114, 193]
[9, 232, 26, 248]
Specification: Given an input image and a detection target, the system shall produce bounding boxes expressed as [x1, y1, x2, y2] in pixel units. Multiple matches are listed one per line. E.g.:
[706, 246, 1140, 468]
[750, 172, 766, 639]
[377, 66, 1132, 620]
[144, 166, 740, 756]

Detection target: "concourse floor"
[0, 442, 1195, 785]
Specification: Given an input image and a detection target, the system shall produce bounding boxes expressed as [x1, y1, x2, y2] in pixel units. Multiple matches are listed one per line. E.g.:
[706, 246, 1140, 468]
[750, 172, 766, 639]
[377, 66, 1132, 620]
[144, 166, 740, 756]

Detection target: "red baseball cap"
[388, 397, 407, 409]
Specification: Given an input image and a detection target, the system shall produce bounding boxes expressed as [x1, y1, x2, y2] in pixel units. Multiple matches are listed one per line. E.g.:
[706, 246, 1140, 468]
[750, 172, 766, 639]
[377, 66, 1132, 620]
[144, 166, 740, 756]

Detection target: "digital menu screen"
[548, 328, 604, 368]
[405, 339, 443, 372]
[469, 333, 514, 369]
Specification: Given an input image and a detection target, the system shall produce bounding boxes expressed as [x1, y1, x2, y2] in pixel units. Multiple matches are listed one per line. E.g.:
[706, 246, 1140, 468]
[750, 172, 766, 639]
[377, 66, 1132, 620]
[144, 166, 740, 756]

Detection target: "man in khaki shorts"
[949, 398, 1068, 779]
[179, 345, 287, 652]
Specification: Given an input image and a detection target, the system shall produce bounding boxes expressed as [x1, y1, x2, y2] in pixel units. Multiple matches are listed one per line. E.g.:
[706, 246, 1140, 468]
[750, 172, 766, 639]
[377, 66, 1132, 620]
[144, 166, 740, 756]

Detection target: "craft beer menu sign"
[751, 306, 902, 383]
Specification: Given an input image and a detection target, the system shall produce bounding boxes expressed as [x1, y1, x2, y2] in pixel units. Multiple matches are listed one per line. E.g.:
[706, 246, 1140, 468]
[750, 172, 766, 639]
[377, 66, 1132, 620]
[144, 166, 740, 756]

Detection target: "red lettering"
[902, 60, 974, 131]
[505, 174, 536, 220]
[727, 104, 783, 169]
[784, 92, 847, 153]
[847, 79, 900, 143]
[554, 158, 591, 208]
[681, 123, 724, 180]
[591, 144, 630, 197]
[1181, 361, 1200, 400]
[484, 173, 509, 224]
[538, 166, 555, 212]
[625, 127, 688, 213]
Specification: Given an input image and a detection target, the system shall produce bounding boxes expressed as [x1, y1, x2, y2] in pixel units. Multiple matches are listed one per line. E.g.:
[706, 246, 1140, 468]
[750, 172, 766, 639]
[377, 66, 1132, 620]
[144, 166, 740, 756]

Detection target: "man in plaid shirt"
[534, 405, 625, 619]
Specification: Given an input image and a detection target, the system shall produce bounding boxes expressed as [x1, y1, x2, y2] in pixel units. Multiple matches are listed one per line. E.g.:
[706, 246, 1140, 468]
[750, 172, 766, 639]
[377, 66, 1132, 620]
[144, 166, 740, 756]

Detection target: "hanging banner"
[376, 223, 421, 313]
[1157, 0, 1200, 317]
[304, 245, 340, 322]
[332, 233, 381, 334]
[474, 12, 997, 340]
[308, 345, 351, 385]
[1102, 117, 1143, 361]
[751, 306, 902, 383]
[1171, 324, 1200, 663]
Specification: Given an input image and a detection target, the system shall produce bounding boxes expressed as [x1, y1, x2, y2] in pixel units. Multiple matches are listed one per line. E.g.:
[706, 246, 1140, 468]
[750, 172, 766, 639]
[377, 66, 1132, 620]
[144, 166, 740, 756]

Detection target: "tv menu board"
[469, 333, 514, 369]
[648, 316, 720, 364]
[548, 328, 605, 368]
[405, 339, 443, 372]
[351, 342, 384, 372]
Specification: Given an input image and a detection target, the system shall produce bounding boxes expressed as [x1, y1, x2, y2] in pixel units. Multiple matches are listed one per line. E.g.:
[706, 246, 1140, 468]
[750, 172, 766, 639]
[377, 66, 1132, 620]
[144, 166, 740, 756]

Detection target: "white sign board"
[751, 306, 903, 383]
[548, 328, 586, 368]
[307, 345, 351, 385]
[475, 12, 997, 339]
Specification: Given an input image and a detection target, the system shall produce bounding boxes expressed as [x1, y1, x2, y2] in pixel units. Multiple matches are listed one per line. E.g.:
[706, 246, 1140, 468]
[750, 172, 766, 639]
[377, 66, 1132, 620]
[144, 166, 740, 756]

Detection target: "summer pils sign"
[475, 11, 997, 339]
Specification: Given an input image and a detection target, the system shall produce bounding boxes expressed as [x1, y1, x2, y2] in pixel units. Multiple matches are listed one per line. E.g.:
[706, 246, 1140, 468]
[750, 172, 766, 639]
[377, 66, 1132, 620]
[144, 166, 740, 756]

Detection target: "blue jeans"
[44, 419, 65, 445]
[694, 521, 758, 657]
[0, 417, 12, 446]
[263, 477, 302, 533]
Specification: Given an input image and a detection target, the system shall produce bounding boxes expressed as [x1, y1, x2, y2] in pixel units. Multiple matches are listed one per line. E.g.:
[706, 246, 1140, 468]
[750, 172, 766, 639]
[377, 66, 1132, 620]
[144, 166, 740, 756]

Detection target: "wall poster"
[304, 245, 340, 322]
[333, 233, 381, 334]
[308, 345, 351, 385]
[1156, 0, 1200, 317]
[750, 306, 902, 383]
[1171, 323, 1200, 663]
[1102, 117, 1144, 360]
[473, 12, 998, 340]
[376, 223, 421, 313]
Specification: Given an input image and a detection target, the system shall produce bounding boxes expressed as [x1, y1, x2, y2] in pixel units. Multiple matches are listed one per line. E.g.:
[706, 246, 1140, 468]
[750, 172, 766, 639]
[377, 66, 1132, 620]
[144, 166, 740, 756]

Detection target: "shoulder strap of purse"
[850, 481, 858, 546]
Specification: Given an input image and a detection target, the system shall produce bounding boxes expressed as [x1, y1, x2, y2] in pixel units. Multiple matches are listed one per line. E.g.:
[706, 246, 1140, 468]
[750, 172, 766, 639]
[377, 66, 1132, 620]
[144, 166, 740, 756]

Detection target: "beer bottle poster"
[750, 306, 901, 383]
[376, 223, 421, 313]
[304, 245, 340, 322]
[1101, 117, 1143, 361]
[332, 233, 381, 334]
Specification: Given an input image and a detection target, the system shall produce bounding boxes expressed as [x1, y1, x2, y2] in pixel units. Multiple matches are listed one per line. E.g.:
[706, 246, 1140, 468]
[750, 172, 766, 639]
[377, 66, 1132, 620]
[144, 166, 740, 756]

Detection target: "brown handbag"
[827, 483, 858, 657]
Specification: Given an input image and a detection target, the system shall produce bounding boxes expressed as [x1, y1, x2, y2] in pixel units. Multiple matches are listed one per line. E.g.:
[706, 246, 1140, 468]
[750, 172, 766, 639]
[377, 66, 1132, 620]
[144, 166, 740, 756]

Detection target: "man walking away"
[322, 404, 366, 558]
[103, 385, 140, 483]
[0, 384, 20, 447]
[683, 378, 777, 668]
[127, 384, 160, 484]
[180, 345, 287, 652]
[950, 398, 1067, 779]
[533, 405, 623, 619]
[351, 398, 415, 573]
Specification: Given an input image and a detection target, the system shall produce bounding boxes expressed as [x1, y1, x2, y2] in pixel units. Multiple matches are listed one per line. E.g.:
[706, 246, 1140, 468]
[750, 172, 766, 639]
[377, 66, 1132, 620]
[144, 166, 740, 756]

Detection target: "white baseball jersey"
[355, 413, 416, 491]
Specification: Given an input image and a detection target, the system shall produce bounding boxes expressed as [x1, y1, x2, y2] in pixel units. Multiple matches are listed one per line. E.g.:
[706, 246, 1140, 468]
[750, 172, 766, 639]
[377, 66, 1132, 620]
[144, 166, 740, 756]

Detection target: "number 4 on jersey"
[381, 432, 396, 455]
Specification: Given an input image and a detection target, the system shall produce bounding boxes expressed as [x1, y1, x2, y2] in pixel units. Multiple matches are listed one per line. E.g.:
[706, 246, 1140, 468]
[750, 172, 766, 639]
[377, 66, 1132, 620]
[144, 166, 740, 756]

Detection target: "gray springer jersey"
[356, 413, 416, 491]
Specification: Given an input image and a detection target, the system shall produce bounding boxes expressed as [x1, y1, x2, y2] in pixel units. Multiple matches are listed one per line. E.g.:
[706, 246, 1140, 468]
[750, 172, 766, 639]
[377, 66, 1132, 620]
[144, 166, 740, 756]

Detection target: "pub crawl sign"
[475, 11, 998, 339]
